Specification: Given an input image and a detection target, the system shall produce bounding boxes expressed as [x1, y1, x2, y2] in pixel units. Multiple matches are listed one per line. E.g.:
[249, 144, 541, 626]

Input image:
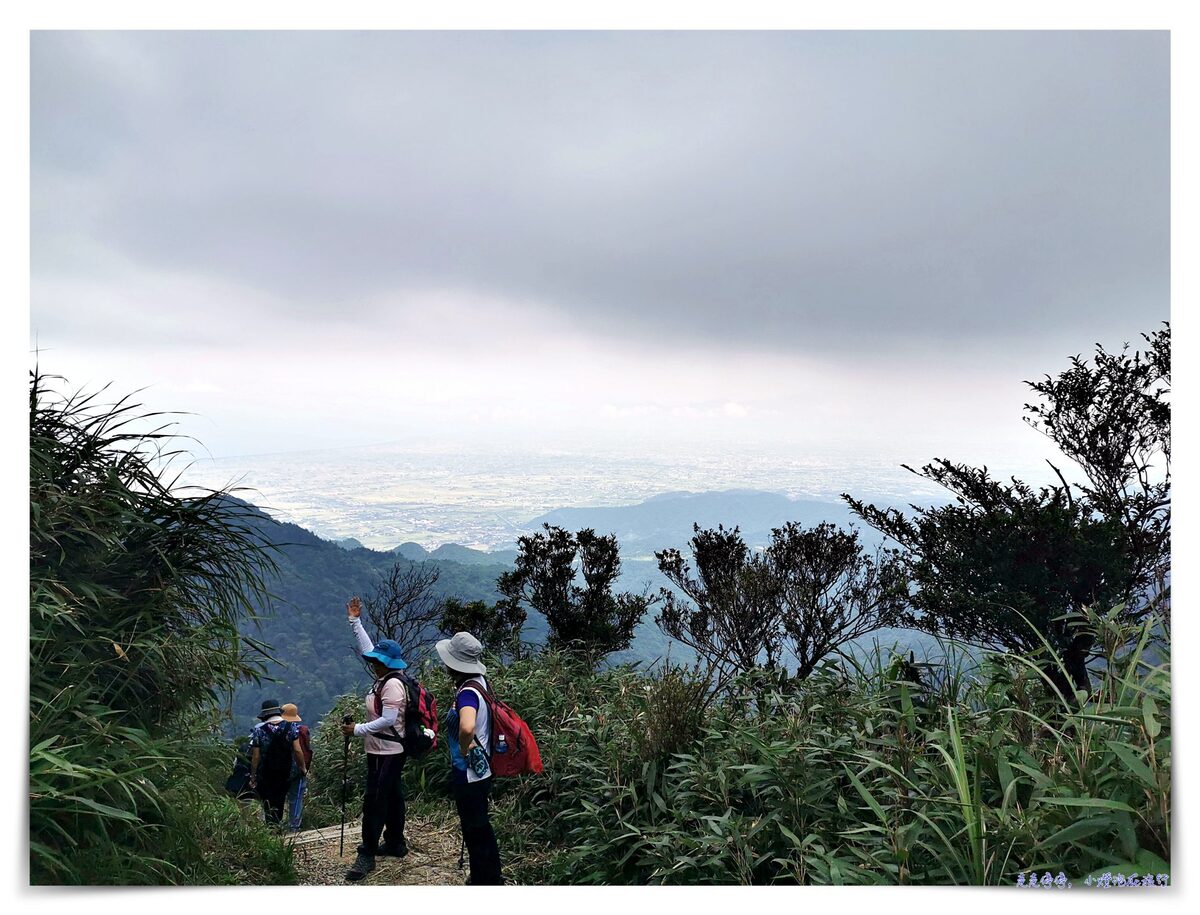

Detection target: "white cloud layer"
[30, 31, 1169, 471]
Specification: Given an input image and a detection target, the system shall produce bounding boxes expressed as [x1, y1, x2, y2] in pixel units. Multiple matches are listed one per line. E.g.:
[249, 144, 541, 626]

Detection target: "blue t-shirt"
[446, 683, 491, 783]
[251, 719, 299, 749]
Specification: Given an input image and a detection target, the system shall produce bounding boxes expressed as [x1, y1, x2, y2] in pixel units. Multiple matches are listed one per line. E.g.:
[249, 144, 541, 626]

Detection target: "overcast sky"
[30, 31, 1169, 470]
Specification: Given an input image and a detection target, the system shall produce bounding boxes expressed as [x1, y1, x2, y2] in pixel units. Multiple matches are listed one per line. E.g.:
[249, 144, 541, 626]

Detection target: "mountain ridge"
[228, 488, 936, 730]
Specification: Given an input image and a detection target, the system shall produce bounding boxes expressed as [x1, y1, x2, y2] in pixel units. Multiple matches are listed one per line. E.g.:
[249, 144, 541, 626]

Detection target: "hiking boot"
[345, 851, 375, 881]
[379, 842, 408, 858]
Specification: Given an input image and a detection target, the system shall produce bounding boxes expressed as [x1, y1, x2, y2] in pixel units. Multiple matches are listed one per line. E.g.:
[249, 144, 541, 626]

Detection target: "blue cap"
[363, 639, 408, 670]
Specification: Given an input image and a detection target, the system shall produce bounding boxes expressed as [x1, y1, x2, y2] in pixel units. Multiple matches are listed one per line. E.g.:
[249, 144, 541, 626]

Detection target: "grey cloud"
[32, 30, 1169, 355]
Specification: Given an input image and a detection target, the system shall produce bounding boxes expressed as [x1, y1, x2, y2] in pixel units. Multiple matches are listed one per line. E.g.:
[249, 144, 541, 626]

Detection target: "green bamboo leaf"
[1038, 814, 1115, 849]
[1142, 695, 1161, 738]
[1010, 762, 1053, 788]
[843, 765, 888, 825]
[1039, 796, 1135, 812]
[1106, 740, 1157, 788]
[996, 749, 1016, 798]
[60, 794, 141, 821]
[777, 823, 805, 849]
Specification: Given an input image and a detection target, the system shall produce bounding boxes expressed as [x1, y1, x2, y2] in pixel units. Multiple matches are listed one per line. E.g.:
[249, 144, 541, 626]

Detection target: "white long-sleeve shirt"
[349, 616, 405, 755]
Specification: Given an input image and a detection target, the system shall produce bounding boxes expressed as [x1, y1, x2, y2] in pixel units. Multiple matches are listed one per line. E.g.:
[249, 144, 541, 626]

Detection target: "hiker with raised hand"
[340, 596, 410, 882]
[437, 631, 504, 886]
[249, 701, 308, 826]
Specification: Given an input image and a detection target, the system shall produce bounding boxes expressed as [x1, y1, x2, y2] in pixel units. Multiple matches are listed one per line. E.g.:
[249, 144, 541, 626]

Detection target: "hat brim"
[258, 707, 282, 720]
[281, 713, 302, 722]
[362, 649, 408, 670]
[435, 638, 487, 675]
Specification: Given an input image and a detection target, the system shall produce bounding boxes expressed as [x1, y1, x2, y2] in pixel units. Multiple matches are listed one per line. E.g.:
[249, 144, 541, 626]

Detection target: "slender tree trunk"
[793, 660, 816, 682]
[1063, 634, 1093, 693]
[1043, 664, 1075, 702]
[1045, 633, 1093, 700]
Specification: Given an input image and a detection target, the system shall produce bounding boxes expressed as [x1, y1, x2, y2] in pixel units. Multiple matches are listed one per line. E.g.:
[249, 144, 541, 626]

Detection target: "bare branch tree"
[363, 561, 443, 661]
[770, 522, 911, 679]
[656, 522, 910, 688]
[656, 525, 784, 686]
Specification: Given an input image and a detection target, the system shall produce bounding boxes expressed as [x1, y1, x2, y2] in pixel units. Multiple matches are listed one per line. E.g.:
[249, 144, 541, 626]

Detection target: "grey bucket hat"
[435, 631, 487, 675]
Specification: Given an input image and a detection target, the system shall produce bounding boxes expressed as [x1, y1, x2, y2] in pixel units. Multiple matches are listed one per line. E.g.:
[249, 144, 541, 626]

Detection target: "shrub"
[29, 371, 287, 884]
[632, 663, 711, 762]
[441, 597, 525, 659]
[308, 596, 1170, 887]
[555, 609, 1166, 884]
[401, 611, 1170, 885]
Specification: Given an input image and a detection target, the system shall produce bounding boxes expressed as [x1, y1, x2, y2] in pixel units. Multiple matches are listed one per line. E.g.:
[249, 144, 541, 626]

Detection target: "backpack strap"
[371, 670, 408, 744]
[371, 669, 405, 708]
[461, 677, 492, 702]
[459, 678, 494, 759]
[270, 720, 296, 747]
[399, 673, 419, 719]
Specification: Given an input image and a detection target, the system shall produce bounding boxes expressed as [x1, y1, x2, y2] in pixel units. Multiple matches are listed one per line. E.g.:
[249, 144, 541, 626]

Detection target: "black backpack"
[224, 737, 256, 799]
[257, 721, 295, 784]
[371, 671, 439, 758]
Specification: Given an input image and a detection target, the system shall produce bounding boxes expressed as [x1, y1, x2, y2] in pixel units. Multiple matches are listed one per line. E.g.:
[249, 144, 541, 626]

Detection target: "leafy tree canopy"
[440, 596, 526, 660]
[657, 522, 908, 685]
[845, 325, 1170, 693]
[497, 525, 653, 660]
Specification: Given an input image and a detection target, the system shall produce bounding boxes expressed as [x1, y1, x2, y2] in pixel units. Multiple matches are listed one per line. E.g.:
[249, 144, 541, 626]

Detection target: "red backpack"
[297, 723, 313, 768]
[463, 678, 543, 777]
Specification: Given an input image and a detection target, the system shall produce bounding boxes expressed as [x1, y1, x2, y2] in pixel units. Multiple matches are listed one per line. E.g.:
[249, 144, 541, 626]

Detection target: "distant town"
[178, 439, 1047, 553]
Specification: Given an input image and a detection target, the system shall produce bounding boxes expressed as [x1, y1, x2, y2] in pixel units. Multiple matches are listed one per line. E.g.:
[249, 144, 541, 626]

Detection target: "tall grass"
[334, 608, 1168, 885]
[29, 370, 293, 884]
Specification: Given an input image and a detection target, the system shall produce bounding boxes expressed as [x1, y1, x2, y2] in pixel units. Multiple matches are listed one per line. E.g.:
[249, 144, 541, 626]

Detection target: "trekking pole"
[340, 715, 352, 857]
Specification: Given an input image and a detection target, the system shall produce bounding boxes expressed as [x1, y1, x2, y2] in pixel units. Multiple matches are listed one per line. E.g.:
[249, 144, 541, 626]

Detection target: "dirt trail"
[289, 812, 466, 886]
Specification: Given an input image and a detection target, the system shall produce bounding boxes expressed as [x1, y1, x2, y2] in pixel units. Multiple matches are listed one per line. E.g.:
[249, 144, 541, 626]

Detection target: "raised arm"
[347, 596, 374, 655]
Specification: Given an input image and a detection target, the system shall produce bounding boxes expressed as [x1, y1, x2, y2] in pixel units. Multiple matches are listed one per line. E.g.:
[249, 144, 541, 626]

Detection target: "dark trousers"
[453, 777, 502, 885]
[361, 752, 407, 854]
[258, 777, 288, 826]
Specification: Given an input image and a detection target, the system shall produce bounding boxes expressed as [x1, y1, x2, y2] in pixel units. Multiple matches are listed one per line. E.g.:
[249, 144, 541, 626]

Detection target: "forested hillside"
[229, 505, 515, 729]
[231, 492, 936, 726]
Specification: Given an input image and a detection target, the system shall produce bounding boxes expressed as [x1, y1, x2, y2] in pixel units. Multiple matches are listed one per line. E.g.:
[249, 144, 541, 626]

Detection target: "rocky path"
[288, 811, 466, 886]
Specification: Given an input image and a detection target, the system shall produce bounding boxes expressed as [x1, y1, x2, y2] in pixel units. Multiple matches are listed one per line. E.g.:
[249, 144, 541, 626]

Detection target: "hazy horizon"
[176, 436, 1046, 553]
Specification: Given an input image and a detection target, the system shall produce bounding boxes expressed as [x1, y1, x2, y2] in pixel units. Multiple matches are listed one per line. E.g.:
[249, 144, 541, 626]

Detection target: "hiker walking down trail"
[341, 596, 411, 882]
[438, 631, 504, 886]
[281, 703, 313, 832]
[249, 701, 308, 826]
[224, 699, 279, 800]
